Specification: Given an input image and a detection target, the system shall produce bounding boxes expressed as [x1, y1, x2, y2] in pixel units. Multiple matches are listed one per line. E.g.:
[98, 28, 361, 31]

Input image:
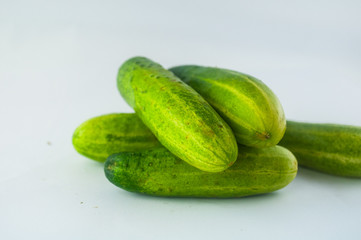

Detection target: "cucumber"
[117, 57, 238, 172]
[104, 145, 297, 198]
[72, 113, 161, 162]
[169, 65, 286, 148]
[279, 121, 361, 177]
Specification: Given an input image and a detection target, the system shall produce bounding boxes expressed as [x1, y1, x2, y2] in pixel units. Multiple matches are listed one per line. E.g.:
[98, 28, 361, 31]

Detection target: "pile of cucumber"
[73, 57, 361, 198]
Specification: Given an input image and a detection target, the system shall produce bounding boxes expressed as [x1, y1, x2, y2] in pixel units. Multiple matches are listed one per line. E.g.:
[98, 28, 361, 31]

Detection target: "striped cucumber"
[117, 57, 238, 172]
[169, 65, 286, 148]
[279, 121, 361, 177]
[104, 145, 298, 198]
[72, 113, 161, 162]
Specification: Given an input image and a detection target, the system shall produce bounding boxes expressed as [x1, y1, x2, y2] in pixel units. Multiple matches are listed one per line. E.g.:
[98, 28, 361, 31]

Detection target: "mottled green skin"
[279, 121, 361, 177]
[117, 57, 238, 172]
[72, 113, 161, 162]
[104, 145, 298, 198]
[169, 65, 286, 148]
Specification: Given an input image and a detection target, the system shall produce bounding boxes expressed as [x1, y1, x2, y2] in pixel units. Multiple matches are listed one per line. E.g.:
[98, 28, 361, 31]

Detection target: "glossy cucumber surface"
[72, 113, 161, 162]
[105, 145, 298, 198]
[279, 121, 361, 177]
[170, 65, 286, 148]
[117, 57, 238, 172]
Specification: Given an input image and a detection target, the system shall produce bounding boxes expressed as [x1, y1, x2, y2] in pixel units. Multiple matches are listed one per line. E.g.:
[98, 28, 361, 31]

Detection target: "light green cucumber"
[117, 57, 238, 172]
[169, 65, 286, 148]
[72, 113, 161, 162]
[104, 145, 298, 198]
[279, 121, 361, 177]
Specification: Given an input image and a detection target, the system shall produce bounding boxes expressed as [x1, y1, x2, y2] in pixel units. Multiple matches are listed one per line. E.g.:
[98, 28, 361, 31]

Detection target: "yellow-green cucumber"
[117, 57, 238, 172]
[72, 113, 161, 162]
[169, 65, 286, 148]
[104, 145, 298, 198]
[279, 121, 361, 177]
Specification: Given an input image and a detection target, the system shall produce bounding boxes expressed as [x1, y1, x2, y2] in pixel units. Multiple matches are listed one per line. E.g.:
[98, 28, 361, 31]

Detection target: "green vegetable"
[104, 145, 298, 198]
[72, 113, 161, 162]
[117, 57, 238, 172]
[279, 121, 361, 177]
[169, 65, 286, 148]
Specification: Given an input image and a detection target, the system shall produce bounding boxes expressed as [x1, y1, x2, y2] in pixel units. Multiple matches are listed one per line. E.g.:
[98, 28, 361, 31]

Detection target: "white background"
[1, 0, 361, 239]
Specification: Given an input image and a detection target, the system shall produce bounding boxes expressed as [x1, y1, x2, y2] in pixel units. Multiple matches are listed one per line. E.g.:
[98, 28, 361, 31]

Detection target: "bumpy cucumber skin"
[169, 65, 286, 148]
[104, 145, 298, 198]
[279, 121, 361, 177]
[72, 113, 161, 162]
[117, 57, 238, 172]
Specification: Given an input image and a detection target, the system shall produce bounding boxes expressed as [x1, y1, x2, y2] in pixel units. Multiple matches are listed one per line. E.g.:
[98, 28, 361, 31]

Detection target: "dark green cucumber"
[169, 65, 286, 148]
[104, 145, 298, 198]
[72, 113, 161, 162]
[279, 121, 361, 177]
[117, 57, 238, 172]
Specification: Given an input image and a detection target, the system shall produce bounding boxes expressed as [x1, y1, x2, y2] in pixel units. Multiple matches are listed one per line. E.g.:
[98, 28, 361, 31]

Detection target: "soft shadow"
[296, 167, 361, 187]
[88, 160, 104, 167]
[116, 188, 281, 205]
